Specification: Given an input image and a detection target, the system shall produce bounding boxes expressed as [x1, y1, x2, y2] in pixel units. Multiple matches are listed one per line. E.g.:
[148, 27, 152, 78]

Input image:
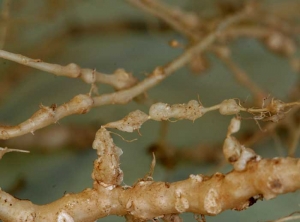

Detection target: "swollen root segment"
[149, 100, 205, 121]
[1, 157, 300, 221]
[0, 94, 93, 140]
[92, 127, 123, 186]
[104, 98, 300, 134]
[223, 118, 261, 171]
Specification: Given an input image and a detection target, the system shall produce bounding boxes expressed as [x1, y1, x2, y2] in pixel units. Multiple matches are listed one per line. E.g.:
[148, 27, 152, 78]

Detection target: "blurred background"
[0, 0, 299, 221]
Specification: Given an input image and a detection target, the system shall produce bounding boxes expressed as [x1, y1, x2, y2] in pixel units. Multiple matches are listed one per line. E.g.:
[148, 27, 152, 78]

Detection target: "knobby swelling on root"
[0, 0, 300, 221]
